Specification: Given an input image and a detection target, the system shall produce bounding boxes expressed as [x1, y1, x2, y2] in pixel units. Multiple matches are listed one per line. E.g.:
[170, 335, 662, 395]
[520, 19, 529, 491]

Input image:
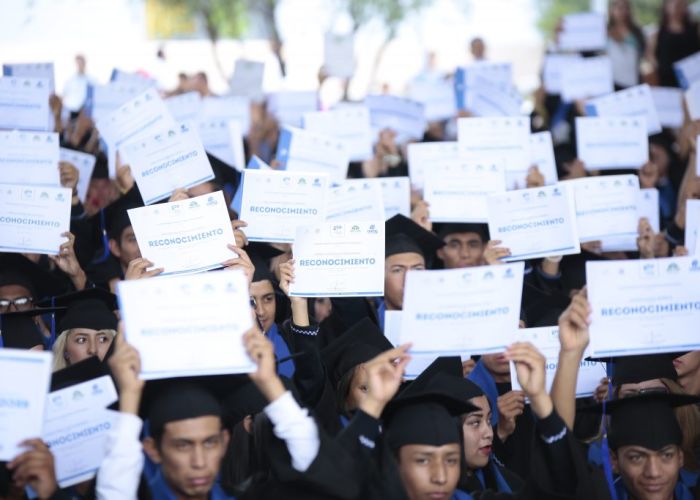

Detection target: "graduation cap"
[385, 214, 444, 259]
[611, 354, 679, 386]
[221, 376, 296, 428]
[207, 153, 242, 190]
[399, 356, 485, 403]
[0, 253, 68, 300]
[37, 288, 118, 334]
[103, 188, 144, 241]
[50, 355, 109, 392]
[581, 393, 700, 451]
[434, 223, 489, 243]
[560, 250, 608, 292]
[320, 317, 393, 390]
[521, 282, 571, 328]
[0, 307, 64, 350]
[247, 242, 284, 284]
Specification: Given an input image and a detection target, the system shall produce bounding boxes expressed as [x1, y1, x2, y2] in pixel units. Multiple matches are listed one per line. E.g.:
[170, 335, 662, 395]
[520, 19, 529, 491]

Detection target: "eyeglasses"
[0, 296, 33, 310]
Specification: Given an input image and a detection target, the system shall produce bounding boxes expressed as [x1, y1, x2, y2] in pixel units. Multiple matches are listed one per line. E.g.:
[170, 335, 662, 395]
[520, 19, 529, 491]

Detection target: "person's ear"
[610, 450, 619, 474]
[243, 415, 254, 435]
[143, 436, 162, 464]
[108, 238, 121, 258]
[436, 248, 446, 260]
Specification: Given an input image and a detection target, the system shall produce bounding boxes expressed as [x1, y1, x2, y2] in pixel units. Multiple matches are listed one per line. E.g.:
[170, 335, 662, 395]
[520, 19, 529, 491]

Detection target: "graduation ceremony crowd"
[3, 0, 700, 498]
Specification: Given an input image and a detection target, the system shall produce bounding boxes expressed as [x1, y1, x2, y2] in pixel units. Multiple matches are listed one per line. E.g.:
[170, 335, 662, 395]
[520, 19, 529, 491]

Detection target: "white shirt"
[62, 73, 93, 112]
[96, 412, 144, 500]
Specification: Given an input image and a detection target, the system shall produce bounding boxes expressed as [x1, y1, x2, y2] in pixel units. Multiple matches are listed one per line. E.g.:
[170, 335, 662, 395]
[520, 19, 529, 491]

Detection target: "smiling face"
[398, 443, 462, 500]
[612, 444, 683, 500]
[462, 395, 494, 470]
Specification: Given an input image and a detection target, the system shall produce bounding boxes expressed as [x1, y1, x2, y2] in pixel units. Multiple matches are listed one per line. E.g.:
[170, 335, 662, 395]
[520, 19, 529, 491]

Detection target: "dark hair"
[660, 0, 695, 31]
[220, 419, 256, 494]
[335, 365, 358, 417]
[607, 0, 647, 54]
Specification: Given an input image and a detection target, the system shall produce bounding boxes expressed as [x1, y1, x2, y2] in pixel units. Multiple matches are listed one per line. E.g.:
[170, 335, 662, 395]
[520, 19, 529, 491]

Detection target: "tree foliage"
[152, 0, 248, 41]
[343, 0, 431, 36]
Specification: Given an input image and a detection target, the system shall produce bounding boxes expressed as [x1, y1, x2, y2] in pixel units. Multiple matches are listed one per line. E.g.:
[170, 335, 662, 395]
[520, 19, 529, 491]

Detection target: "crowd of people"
[2, 0, 700, 498]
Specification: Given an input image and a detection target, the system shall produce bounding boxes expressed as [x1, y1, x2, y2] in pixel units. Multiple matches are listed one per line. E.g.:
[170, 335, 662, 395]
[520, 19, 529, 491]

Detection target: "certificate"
[230, 60, 265, 100]
[0, 130, 59, 186]
[461, 70, 522, 117]
[407, 141, 460, 190]
[528, 131, 559, 187]
[455, 62, 512, 110]
[110, 69, 157, 89]
[650, 87, 684, 129]
[0, 77, 51, 131]
[408, 78, 457, 122]
[197, 118, 246, 171]
[380, 177, 411, 219]
[276, 126, 349, 185]
[637, 188, 660, 233]
[85, 82, 143, 124]
[685, 81, 700, 121]
[400, 263, 524, 355]
[587, 256, 700, 357]
[509, 327, 606, 398]
[0, 349, 52, 461]
[118, 270, 255, 379]
[576, 116, 648, 170]
[201, 95, 251, 135]
[121, 123, 214, 205]
[384, 311, 471, 380]
[3, 63, 55, 94]
[289, 220, 385, 297]
[487, 184, 580, 261]
[96, 88, 177, 178]
[542, 54, 582, 95]
[128, 191, 236, 275]
[324, 33, 354, 78]
[457, 116, 531, 189]
[165, 91, 202, 123]
[325, 179, 385, 222]
[0, 183, 71, 255]
[673, 50, 700, 89]
[303, 107, 374, 162]
[567, 174, 640, 252]
[586, 84, 662, 135]
[561, 56, 614, 103]
[43, 375, 118, 488]
[686, 199, 700, 255]
[364, 94, 427, 142]
[557, 12, 607, 52]
[238, 169, 329, 243]
[424, 161, 506, 223]
[60, 148, 96, 203]
[267, 91, 318, 128]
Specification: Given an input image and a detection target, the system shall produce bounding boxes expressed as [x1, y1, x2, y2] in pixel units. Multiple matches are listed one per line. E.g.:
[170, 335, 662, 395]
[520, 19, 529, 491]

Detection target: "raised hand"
[557, 288, 590, 356]
[243, 328, 286, 402]
[505, 342, 552, 419]
[124, 258, 164, 280]
[231, 219, 249, 248]
[221, 245, 255, 285]
[357, 344, 412, 418]
[496, 390, 525, 442]
[482, 240, 511, 265]
[411, 199, 432, 232]
[637, 217, 655, 259]
[7, 439, 58, 499]
[526, 165, 545, 188]
[108, 331, 144, 414]
[49, 232, 87, 290]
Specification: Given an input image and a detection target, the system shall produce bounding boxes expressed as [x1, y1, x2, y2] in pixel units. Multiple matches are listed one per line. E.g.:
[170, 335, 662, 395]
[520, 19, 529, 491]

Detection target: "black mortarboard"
[612, 354, 679, 386]
[320, 317, 393, 389]
[0, 307, 64, 350]
[221, 376, 296, 428]
[521, 282, 571, 327]
[385, 214, 444, 258]
[103, 188, 144, 241]
[581, 393, 700, 451]
[207, 153, 241, 189]
[50, 355, 109, 392]
[92, 152, 109, 179]
[248, 244, 280, 284]
[434, 223, 489, 242]
[399, 356, 463, 395]
[0, 254, 68, 299]
[38, 288, 118, 334]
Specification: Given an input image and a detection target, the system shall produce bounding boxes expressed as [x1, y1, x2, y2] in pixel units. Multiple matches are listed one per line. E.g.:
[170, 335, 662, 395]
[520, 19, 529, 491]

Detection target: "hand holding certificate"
[576, 117, 648, 170]
[60, 148, 96, 203]
[400, 263, 524, 356]
[487, 184, 580, 261]
[118, 270, 255, 379]
[364, 94, 427, 142]
[289, 221, 385, 297]
[0, 350, 52, 460]
[587, 256, 700, 357]
[528, 132, 559, 186]
[128, 191, 236, 275]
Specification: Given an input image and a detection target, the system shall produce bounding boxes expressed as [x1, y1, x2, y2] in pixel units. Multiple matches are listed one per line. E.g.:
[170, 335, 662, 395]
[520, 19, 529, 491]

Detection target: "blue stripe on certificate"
[507, 246, 578, 259]
[60, 468, 99, 484]
[290, 291, 383, 297]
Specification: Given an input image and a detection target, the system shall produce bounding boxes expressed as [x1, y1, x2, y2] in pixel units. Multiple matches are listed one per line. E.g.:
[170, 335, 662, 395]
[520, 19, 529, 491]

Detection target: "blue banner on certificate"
[0, 350, 52, 461]
[326, 179, 385, 222]
[509, 327, 606, 398]
[118, 270, 255, 379]
[276, 126, 349, 184]
[128, 191, 235, 275]
[84, 82, 143, 124]
[303, 106, 373, 162]
[0, 184, 71, 255]
[400, 263, 524, 356]
[587, 257, 700, 357]
[289, 221, 385, 297]
[121, 123, 214, 205]
[407, 141, 460, 191]
[561, 56, 613, 102]
[238, 169, 329, 243]
[487, 184, 580, 261]
[60, 148, 96, 204]
[674, 50, 700, 89]
[586, 84, 662, 135]
[455, 62, 512, 111]
[576, 116, 648, 170]
[364, 94, 427, 142]
[0, 76, 51, 131]
[0, 131, 59, 186]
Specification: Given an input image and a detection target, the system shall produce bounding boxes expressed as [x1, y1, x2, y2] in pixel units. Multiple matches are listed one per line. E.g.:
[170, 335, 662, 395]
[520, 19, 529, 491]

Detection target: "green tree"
[244, 0, 286, 76]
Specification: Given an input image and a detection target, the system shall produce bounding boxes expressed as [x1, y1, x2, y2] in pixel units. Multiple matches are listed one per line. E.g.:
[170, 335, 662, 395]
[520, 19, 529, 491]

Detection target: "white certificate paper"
[267, 91, 318, 128]
[673, 50, 700, 89]
[487, 184, 580, 261]
[3, 63, 55, 94]
[0, 184, 71, 255]
[407, 141, 460, 191]
[557, 12, 607, 52]
[59, 148, 96, 203]
[561, 56, 614, 103]
[201, 96, 251, 135]
[85, 82, 144, 125]
[424, 162, 507, 223]
[0, 350, 52, 461]
[121, 123, 214, 205]
[509, 327, 606, 398]
[303, 107, 373, 162]
[586, 84, 662, 135]
[239, 169, 329, 243]
[325, 179, 385, 222]
[0, 130, 59, 186]
[567, 175, 640, 252]
[408, 78, 457, 122]
[364, 94, 426, 142]
[276, 126, 349, 185]
[651, 87, 684, 129]
[543, 54, 582, 95]
[400, 263, 524, 355]
[685, 81, 700, 121]
[230, 60, 265, 100]
[289, 220, 385, 297]
[324, 33, 354, 78]
[587, 257, 700, 357]
[197, 118, 246, 171]
[0, 77, 51, 131]
[576, 116, 649, 170]
[165, 91, 202, 123]
[380, 177, 411, 219]
[637, 188, 660, 233]
[528, 132, 559, 186]
[457, 117, 531, 191]
[118, 270, 255, 379]
[686, 199, 700, 255]
[128, 191, 235, 275]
